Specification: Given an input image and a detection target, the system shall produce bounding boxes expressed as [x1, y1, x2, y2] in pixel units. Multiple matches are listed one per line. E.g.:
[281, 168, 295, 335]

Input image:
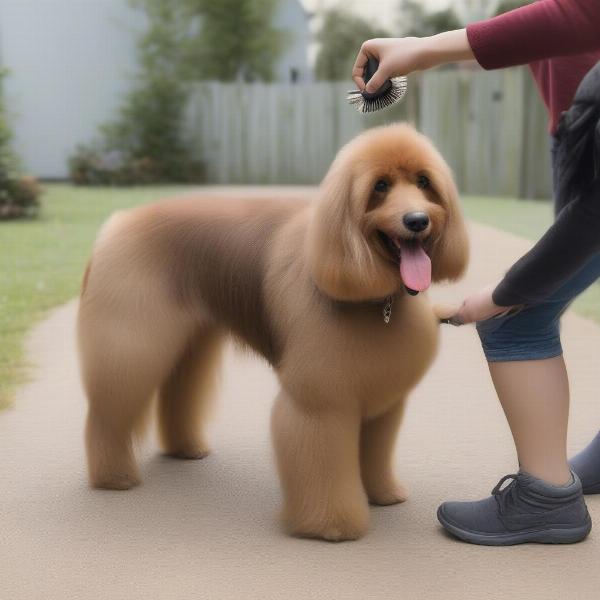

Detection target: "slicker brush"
[347, 57, 408, 114]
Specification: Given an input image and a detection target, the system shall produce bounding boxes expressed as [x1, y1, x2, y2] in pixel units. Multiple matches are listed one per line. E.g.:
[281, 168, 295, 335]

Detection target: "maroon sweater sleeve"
[466, 0, 600, 70]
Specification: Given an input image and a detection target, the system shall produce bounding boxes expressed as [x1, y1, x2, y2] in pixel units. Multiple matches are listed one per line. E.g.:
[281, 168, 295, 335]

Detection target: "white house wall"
[0, 0, 142, 178]
[0, 0, 311, 179]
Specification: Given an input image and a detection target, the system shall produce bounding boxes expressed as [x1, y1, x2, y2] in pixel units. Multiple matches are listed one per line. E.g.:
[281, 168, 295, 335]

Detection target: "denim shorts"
[476, 137, 600, 362]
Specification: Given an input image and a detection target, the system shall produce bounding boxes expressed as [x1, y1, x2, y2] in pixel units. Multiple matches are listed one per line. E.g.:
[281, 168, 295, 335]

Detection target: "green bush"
[69, 144, 155, 186]
[0, 71, 41, 219]
[69, 75, 203, 186]
[0, 176, 42, 219]
[69, 145, 204, 187]
[102, 76, 195, 181]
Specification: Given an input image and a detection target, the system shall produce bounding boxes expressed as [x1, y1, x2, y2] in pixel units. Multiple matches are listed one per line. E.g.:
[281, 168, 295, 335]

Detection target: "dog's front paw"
[165, 445, 211, 460]
[284, 504, 369, 542]
[92, 472, 141, 491]
[367, 482, 408, 506]
[291, 519, 369, 542]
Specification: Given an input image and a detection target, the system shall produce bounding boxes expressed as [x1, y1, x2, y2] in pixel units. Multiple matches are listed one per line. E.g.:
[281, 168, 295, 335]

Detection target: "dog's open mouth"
[377, 231, 432, 295]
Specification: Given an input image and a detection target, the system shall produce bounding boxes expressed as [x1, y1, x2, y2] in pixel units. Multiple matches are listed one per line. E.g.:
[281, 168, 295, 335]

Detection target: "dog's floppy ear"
[306, 155, 393, 301]
[429, 165, 469, 282]
[306, 158, 369, 300]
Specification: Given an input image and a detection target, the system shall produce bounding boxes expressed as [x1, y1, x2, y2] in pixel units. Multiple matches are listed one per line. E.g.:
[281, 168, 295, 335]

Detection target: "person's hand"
[352, 29, 474, 94]
[451, 284, 514, 325]
[352, 38, 430, 93]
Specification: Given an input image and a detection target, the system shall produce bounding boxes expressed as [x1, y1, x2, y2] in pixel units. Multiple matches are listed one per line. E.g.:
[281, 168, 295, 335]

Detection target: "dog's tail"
[80, 260, 92, 296]
[80, 210, 129, 298]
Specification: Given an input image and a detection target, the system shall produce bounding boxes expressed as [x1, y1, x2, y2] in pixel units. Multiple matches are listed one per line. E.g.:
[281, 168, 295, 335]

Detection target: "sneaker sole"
[437, 506, 592, 546]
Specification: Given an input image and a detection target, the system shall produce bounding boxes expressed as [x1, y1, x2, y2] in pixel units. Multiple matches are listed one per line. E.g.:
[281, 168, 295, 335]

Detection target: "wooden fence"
[186, 67, 552, 199]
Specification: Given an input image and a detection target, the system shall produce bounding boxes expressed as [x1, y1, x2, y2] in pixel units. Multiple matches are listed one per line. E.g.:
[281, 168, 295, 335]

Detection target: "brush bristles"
[346, 76, 408, 114]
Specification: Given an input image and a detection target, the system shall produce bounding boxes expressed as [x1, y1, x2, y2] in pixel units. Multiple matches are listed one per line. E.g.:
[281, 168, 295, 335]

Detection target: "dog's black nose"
[403, 212, 429, 233]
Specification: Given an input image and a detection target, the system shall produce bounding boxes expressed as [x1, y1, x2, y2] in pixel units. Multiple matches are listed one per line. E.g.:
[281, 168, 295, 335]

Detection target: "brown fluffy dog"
[77, 123, 468, 541]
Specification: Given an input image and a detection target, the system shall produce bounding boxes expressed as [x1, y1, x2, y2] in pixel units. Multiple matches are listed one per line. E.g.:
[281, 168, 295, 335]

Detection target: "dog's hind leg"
[271, 390, 369, 541]
[157, 326, 223, 459]
[360, 401, 407, 505]
[79, 303, 191, 491]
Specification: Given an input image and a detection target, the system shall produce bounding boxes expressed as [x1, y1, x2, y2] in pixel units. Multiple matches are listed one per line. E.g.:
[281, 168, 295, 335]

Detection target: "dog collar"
[329, 292, 401, 324]
[382, 296, 394, 324]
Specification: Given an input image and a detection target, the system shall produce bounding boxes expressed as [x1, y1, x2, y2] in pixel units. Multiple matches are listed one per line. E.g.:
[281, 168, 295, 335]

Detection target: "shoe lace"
[491, 473, 520, 514]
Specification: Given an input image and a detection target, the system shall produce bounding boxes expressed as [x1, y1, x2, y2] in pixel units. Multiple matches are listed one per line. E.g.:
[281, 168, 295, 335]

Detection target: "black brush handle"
[362, 57, 391, 100]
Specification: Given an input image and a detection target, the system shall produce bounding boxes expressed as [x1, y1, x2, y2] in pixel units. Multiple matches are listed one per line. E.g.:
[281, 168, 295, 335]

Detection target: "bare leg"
[158, 327, 223, 459]
[271, 391, 369, 541]
[360, 402, 408, 505]
[488, 355, 571, 485]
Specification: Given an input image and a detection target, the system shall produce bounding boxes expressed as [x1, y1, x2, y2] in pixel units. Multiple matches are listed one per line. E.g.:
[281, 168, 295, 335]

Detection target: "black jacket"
[492, 61, 600, 307]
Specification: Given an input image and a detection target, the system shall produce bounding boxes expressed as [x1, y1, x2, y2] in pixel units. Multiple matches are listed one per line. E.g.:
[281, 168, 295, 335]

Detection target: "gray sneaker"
[437, 471, 592, 546]
[570, 431, 600, 494]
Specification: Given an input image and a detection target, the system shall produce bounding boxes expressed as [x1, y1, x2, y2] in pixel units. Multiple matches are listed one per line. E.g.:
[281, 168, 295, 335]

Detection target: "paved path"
[2, 190, 600, 600]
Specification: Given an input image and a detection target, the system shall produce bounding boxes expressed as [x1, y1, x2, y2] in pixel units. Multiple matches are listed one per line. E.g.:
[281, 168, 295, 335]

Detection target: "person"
[353, 0, 600, 545]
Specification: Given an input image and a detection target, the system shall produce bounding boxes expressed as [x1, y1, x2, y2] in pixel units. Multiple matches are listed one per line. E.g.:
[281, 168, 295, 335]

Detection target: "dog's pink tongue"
[399, 240, 431, 292]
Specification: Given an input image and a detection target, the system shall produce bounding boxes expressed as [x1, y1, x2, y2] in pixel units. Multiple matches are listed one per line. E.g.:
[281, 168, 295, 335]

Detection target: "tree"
[398, 1, 462, 37]
[0, 71, 18, 184]
[130, 0, 190, 79]
[0, 70, 41, 217]
[131, 0, 286, 82]
[182, 0, 287, 82]
[70, 0, 196, 184]
[494, 0, 534, 16]
[103, 0, 191, 179]
[315, 9, 389, 81]
[71, 0, 289, 183]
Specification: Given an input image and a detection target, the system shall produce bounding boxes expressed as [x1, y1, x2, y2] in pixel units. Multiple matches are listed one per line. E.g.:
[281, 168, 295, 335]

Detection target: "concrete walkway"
[2, 198, 600, 599]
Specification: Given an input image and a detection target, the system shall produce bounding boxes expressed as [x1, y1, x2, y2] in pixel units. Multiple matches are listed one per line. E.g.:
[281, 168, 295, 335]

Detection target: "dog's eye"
[374, 180, 389, 193]
[416, 174, 430, 189]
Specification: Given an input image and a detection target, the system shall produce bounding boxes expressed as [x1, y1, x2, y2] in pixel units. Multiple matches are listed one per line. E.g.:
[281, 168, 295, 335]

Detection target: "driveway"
[1, 192, 600, 599]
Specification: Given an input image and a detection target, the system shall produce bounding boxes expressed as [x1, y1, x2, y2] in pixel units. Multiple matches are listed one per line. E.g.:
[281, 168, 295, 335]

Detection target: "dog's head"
[306, 123, 468, 301]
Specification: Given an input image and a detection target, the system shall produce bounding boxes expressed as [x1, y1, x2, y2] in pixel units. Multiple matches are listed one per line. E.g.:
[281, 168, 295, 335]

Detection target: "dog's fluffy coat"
[78, 124, 468, 541]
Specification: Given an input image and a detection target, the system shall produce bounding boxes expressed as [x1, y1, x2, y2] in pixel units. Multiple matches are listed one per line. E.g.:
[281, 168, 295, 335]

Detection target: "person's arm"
[353, 0, 600, 93]
[467, 0, 600, 70]
[448, 172, 600, 322]
[492, 183, 600, 306]
[493, 61, 600, 307]
[352, 30, 474, 93]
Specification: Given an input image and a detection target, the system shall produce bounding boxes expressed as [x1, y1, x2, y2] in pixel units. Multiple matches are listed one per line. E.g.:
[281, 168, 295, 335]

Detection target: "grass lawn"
[1, 185, 598, 408]
[0, 184, 194, 409]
